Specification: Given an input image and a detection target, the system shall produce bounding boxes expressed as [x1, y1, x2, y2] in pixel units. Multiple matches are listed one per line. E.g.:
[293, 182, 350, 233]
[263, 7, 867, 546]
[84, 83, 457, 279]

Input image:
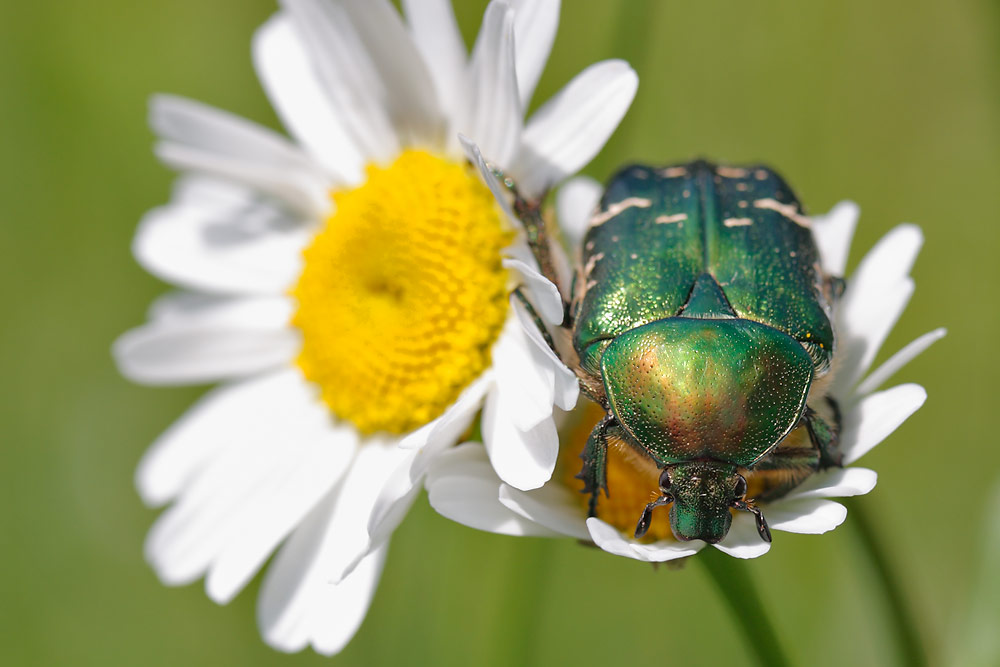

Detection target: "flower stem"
[698, 548, 791, 667]
[846, 499, 929, 667]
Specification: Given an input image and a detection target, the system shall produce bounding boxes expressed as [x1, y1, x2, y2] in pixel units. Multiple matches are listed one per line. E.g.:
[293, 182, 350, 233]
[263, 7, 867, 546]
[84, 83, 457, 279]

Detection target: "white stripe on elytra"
[589, 197, 653, 226]
[753, 198, 811, 228]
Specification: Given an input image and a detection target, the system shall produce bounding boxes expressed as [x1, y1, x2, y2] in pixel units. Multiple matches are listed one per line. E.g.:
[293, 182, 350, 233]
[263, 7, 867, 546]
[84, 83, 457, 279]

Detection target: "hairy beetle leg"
[577, 414, 616, 516]
[804, 405, 842, 469]
[512, 287, 559, 353]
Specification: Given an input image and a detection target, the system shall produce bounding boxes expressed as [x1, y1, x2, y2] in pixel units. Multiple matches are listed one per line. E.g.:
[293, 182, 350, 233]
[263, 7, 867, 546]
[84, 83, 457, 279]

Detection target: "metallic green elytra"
[511, 159, 843, 546]
[569, 161, 842, 544]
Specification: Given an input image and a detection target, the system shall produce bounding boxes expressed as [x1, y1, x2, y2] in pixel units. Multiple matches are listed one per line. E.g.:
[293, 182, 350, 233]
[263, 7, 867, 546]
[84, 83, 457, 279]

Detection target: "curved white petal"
[203, 425, 357, 604]
[767, 499, 847, 535]
[366, 373, 492, 550]
[279, 0, 400, 163]
[492, 321, 557, 433]
[426, 444, 555, 536]
[513, 60, 637, 197]
[460, 2, 522, 167]
[504, 258, 564, 325]
[855, 327, 946, 396]
[150, 95, 330, 216]
[833, 224, 923, 396]
[460, 135, 517, 225]
[586, 518, 702, 562]
[258, 494, 388, 658]
[113, 297, 298, 385]
[252, 16, 365, 184]
[782, 467, 878, 500]
[482, 388, 558, 491]
[143, 371, 355, 590]
[136, 369, 312, 506]
[841, 383, 927, 465]
[712, 513, 771, 559]
[339, 0, 445, 147]
[398, 372, 494, 452]
[499, 483, 590, 540]
[508, 0, 560, 106]
[556, 176, 603, 250]
[811, 200, 859, 276]
[510, 297, 579, 411]
[134, 177, 310, 295]
[402, 0, 466, 123]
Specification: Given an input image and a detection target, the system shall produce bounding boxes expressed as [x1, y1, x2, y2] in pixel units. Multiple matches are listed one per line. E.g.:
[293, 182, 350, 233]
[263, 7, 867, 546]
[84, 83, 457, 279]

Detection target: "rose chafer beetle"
[510, 160, 843, 545]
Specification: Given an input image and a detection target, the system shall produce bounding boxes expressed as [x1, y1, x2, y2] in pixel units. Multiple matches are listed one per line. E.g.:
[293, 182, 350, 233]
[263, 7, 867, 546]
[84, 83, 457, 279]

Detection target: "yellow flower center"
[293, 150, 511, 435]
[563, 403, 813, 542]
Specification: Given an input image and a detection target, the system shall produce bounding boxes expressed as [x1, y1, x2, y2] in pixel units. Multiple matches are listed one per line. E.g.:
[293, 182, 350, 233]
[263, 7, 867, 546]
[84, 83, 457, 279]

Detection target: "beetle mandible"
[508, 160, 843, 545]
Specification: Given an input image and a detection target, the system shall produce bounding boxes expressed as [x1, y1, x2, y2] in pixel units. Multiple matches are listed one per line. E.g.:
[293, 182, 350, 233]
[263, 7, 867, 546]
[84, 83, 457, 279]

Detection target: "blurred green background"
[1, 0, 995, 665]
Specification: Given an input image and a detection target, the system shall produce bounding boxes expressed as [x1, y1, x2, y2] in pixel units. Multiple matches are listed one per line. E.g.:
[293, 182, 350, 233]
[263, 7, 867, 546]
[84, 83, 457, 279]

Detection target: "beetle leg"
[803, 405, 842, 469]
[510, 196, 574, 326]
[635, 494, 672, 539]
[576, 414, 615, 516]
[732, 499, 772, 542]
[512, 287, 559, 354]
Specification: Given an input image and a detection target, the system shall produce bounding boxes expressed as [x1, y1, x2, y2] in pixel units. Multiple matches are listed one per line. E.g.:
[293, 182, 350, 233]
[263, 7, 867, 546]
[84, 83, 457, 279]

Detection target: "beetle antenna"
[732, 499, 772, 543]
[634, 494, 672, 539]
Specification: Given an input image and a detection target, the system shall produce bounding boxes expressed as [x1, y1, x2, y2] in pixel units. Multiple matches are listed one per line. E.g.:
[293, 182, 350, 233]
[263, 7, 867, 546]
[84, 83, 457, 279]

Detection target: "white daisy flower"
[113, 0, 636, 655]
[426, 182, 945, 563]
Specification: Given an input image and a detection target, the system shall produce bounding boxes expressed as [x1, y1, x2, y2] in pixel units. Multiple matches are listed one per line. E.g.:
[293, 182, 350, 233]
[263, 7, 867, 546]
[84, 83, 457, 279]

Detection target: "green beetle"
[512, 160, 842, 545]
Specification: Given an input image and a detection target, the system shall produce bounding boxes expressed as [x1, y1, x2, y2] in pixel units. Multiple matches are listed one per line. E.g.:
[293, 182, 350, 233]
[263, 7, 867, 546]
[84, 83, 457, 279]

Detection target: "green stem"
[497, 539, 552, 666]
[846, 500, 928, 667]
[698, 547, 791, 667]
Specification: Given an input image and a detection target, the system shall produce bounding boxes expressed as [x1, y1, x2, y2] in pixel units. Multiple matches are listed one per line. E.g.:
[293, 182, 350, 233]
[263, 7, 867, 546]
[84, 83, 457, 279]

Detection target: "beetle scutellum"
[509, 160, 843, 545]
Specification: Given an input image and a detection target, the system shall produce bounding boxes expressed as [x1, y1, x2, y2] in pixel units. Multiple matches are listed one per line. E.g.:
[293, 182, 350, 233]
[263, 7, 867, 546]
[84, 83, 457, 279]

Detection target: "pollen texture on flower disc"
[293, 150, 510, 435]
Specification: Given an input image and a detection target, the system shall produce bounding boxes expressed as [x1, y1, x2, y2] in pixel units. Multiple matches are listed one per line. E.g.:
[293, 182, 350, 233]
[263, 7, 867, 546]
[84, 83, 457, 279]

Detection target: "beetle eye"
[733, 475, 748, 499]
[658, 469, 672, 491]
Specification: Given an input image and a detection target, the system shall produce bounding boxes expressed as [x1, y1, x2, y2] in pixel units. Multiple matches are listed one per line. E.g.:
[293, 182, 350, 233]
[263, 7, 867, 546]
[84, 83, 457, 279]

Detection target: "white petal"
[513, 60, 637, 197]
[150, 95, 330, 216]
[492, 320, 557, 432]
[460, 135, 517, 225]
[426, 444, 554, 536]
[508, 0, 560, 106]
[143, 372, 353, 589]
[398, 371, 494, 451]
[339, 0, 445, 147]
[252, 16, 365, 184]
[204, 423, 358, 604]
[503, 258, 563, 324]
[280, 0, 400, 163]
[586, 518, 702, 562]
[832, 224, 923, 396]
[136, 369, 311, 506]
[841, 383, 927, 464]
[556, 176, 603, 250]
[855, 328, 947, 396]
[511, 296, 579, 410]
[134, 177, 310, 295]
[321, 438, 414, 584]
[712, 513, 771, 559]
[810, 200, 859, 276]
[113, 297, 298, 385]
[402, 0, 466, 121]
[482, 388, 558, 491]
[367, 374, 493, 552]
[258, 490, 388, 658]
[782, 467, 878, 500]
[499, 484, 590, 540]
[460, 1, 522, 167]
[766, 499, 847, 535]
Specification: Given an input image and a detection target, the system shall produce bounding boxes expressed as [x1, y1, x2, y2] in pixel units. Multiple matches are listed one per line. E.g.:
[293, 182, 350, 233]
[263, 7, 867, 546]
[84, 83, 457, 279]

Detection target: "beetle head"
[634, 463, 771, 544]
